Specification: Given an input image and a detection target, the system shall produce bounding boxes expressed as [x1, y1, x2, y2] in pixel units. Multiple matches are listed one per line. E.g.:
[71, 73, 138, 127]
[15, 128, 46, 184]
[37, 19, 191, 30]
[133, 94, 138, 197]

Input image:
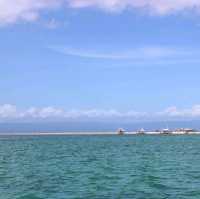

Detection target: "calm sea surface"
[1, 135, 200, 199]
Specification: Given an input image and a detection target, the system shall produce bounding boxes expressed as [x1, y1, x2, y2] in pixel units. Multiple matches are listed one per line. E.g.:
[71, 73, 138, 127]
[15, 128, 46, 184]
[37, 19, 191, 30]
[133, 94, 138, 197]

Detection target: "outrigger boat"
[117, 128, 125, 135]
[138, 128, 145, 134]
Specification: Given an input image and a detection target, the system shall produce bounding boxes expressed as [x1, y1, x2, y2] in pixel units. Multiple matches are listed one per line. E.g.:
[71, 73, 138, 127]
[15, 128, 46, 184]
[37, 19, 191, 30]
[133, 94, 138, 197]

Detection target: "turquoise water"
[1, 135, 200, 199]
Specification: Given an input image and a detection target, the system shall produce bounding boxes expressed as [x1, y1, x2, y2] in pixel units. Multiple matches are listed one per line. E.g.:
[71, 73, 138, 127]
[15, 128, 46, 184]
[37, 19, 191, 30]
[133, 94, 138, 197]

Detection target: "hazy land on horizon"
[0, 120, 200, 134]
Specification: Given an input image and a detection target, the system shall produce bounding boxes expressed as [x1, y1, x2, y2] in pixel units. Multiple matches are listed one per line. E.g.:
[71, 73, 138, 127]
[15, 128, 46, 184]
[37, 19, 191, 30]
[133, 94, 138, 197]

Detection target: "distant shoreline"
[1, 131, 200, 136]
[0, 132, 117, 136]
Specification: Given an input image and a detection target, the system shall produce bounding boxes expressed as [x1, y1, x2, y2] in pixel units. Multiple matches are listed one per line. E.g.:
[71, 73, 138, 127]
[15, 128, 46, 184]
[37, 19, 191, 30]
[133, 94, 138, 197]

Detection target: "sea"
[1, 135, 200, 199]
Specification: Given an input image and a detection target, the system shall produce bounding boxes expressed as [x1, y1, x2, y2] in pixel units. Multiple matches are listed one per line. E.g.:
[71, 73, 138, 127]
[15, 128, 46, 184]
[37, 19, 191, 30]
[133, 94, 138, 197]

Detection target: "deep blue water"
[1, 135, 200, 199]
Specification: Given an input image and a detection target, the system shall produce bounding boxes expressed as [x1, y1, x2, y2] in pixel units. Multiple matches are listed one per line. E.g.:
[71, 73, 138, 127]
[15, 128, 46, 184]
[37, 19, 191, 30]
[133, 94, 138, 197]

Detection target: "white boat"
[161, 128, 171, 134]
[117, 128, 125, 135]
[138, 128, 145, 134]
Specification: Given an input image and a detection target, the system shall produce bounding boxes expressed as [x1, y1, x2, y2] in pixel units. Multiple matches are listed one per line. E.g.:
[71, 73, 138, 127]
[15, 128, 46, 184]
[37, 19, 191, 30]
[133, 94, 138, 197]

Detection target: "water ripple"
[1, 135, 200, 199]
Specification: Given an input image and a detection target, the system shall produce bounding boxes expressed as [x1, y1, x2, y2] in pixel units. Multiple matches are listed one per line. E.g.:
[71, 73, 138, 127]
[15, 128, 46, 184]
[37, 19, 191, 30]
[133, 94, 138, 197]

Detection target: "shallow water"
[1, 135, 200, 199]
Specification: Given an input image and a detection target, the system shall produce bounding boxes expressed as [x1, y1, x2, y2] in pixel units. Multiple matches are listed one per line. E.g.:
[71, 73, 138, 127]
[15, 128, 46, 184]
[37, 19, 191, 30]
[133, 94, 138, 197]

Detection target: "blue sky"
[1, 0, 200, 121]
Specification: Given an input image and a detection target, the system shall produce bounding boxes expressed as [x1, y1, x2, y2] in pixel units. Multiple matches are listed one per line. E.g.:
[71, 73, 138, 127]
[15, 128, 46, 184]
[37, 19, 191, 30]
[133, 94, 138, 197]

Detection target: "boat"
[161, 128, 171, 134]
[138, 128, 145, 134]
[117, 128, 125, 135]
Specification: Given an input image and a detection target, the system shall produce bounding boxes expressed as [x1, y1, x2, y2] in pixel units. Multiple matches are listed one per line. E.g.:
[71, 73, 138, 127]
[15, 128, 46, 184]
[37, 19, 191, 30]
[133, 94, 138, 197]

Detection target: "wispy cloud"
[68, 0, 200, 15]
[50, 45, 200, 63]
[1, 104, 200, 121]
[1, 0, 200, 25]
[43, 18, 61, 29]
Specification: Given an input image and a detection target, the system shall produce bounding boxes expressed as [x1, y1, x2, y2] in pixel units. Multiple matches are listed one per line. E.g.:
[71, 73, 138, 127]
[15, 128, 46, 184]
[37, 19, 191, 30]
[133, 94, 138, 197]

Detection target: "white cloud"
[159, 105, 200, 118]
[0, 104, 17, 118]
[68, 0, 200, 14]
[0, 0, 61, 25]
[1, 104, 200, 121]
[24, 107, 65, 118]
[0, 104, 147, 120]
[1, 0, 200, 25]
[63, 109, 147, 119]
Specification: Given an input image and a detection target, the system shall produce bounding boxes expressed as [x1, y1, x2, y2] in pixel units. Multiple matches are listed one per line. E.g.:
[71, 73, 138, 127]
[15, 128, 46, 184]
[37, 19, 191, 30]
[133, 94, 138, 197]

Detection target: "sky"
[1, 0, 200, 122]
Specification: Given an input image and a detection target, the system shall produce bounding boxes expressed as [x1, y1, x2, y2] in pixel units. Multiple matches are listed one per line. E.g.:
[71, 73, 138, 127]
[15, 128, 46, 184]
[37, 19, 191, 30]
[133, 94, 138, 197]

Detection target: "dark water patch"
[17, 194, 43, 199]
